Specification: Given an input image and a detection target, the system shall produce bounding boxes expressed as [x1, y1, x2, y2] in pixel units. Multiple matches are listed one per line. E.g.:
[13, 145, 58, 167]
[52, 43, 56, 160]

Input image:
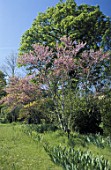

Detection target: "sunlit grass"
[0, 124, 62, 170]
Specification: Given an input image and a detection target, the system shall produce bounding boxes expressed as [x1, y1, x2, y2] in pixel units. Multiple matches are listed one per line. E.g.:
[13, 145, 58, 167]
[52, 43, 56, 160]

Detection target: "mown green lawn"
[0, 124, 111, 170]
[0, 124, 62, 170]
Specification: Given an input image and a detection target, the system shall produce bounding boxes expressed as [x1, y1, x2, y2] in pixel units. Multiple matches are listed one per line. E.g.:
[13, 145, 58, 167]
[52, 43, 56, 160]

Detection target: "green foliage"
[44, 145, 110, 170]
[0, 105, 21, 123]
[19, 0, 111, 54]
[59, 89, 102, 134]
[18, 97, 55, 124]
[71, 96, 102, 134]
[99, 90, 111, 136]
[0, 70, 6, 99]
[101, 21, 111, 51]
[23, 124, 58, 134]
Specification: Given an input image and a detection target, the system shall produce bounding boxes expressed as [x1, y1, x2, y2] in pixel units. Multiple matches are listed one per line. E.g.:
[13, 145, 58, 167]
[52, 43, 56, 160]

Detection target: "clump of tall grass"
[44, 144, 110, 170]
[85, 134, 111, 148]
[21, 124, 43, 142]
[68, 133, 111, 149]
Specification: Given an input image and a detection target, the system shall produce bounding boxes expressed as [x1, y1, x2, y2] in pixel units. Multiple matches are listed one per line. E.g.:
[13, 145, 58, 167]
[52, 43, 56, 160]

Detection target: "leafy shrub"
[23, 124, 58, 134]
[98, 90, 111, 136]
[0, 118, 8, 123]
[35, 124, 58, 133]
[72, 96, 102, 134]
[0, 106, 20, 123]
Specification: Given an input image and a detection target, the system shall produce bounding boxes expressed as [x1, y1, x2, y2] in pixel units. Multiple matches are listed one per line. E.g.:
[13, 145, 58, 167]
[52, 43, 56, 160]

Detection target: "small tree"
[1, 52, 18, 78]
[0, 75, 40, 122]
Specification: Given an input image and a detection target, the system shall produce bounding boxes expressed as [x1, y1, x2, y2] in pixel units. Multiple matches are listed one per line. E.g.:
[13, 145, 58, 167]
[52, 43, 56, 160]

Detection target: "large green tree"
[19, 0, 111, 54]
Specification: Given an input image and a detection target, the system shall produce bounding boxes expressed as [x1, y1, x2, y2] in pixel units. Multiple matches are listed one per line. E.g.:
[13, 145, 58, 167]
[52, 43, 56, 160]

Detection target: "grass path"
[0, 124, 62, 170]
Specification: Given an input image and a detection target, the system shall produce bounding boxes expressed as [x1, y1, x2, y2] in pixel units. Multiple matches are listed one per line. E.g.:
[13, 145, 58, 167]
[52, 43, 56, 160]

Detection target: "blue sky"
[0, 0, 111, 68]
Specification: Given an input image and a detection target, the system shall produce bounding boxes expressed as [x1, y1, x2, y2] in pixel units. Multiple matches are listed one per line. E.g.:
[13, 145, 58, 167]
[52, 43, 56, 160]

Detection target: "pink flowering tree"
[4, 76, 39, 106]
[0, 75, 42, 122]
[18, 36, 110, 94]
[17, 36, 110, 129]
